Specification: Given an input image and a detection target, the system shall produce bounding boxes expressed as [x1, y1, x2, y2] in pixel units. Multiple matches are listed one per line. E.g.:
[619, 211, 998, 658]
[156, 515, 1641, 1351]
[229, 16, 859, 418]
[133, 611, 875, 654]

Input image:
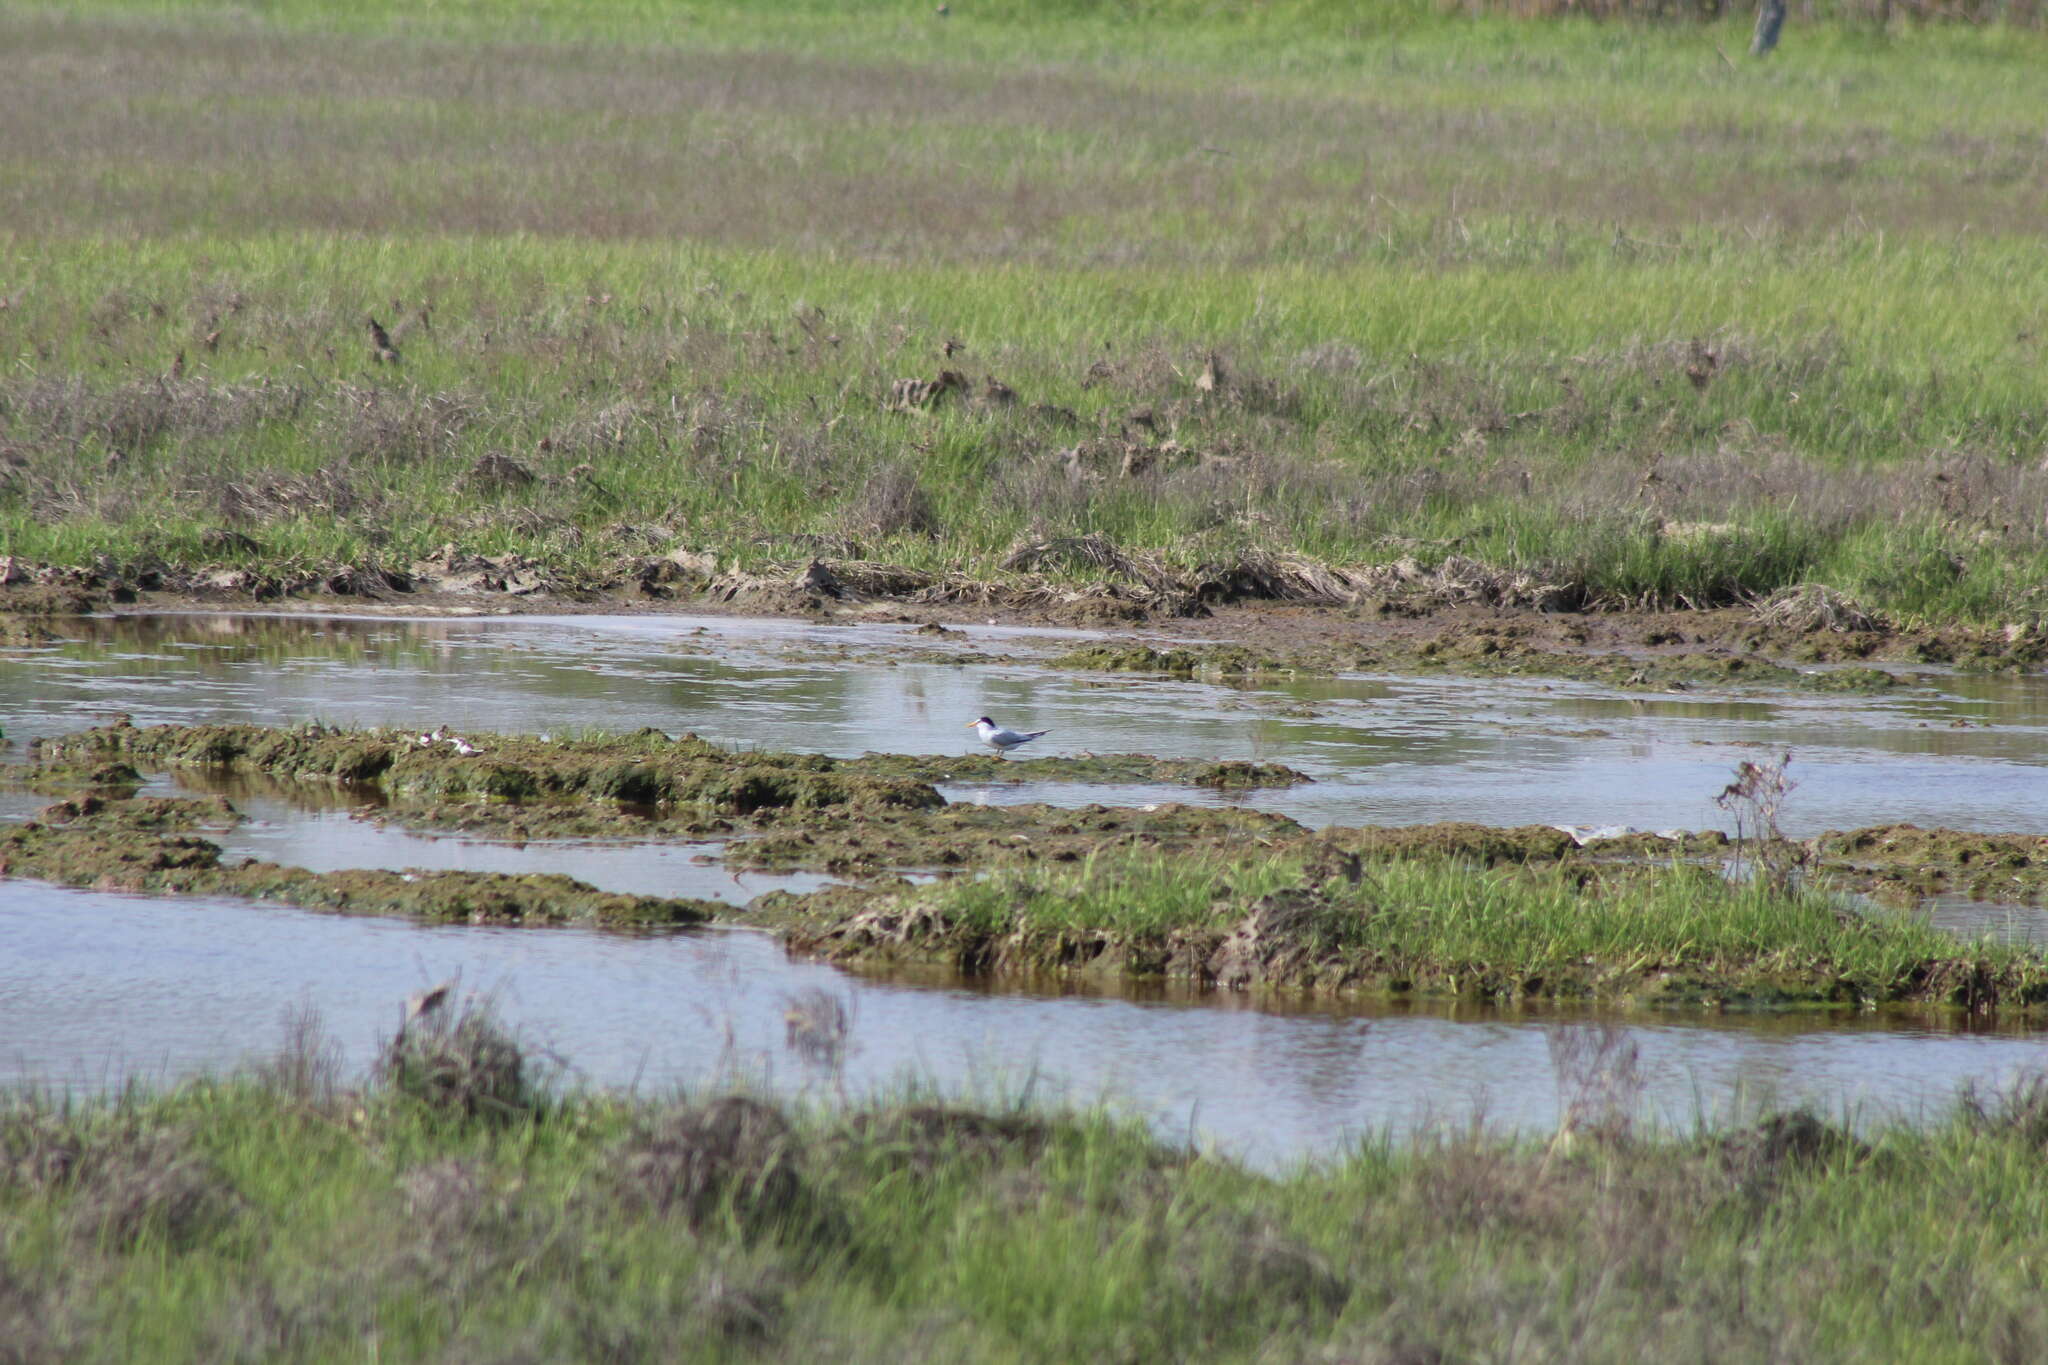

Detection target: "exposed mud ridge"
[1810, 825, 2048, 906]
[1052, 635, 1910, 693]
[0, 793, 713, 926]
[849, 752, 1310, 789]
[25, 721, 1308, 842]
[1049, 644, 1299, 679]
[8, 563, 2046, 693]
[1178, 602, 2048, 680]
[7, 538, 2047, 670]
[731, 802, 1304, 876]
[31, 720, 948, 828]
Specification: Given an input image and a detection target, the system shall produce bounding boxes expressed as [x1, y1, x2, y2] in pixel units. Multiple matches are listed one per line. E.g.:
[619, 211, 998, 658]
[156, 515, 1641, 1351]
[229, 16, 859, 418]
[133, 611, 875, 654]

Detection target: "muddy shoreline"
[5, 563, 2045, 689]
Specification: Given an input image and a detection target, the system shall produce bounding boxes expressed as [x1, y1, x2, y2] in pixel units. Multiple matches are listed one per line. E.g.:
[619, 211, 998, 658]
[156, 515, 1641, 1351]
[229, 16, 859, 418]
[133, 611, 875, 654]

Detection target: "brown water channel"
[5, 610, 2048, 1163]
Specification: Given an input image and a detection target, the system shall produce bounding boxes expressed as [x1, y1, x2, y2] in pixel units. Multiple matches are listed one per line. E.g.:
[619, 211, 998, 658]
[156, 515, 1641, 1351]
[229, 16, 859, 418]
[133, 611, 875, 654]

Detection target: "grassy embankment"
[5, 2, 2048, 625]
[10, 1000, 2048, 1362]
[770, 841, 2048, 1008]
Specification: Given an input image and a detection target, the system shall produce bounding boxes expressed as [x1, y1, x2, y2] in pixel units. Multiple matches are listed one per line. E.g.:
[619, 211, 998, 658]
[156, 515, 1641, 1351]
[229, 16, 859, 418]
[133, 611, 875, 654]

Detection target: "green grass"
[5, 1, 2048, 623]
[12, 1006, 2048, 1362]
[830, 847, 2048, 1005]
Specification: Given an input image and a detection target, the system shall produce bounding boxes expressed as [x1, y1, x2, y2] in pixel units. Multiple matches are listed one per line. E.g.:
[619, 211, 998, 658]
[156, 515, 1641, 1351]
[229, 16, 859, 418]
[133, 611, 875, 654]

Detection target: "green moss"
[1811, 824, 2048, 905]
[31, 721, 946, 820]
[1802, 666, 1901, 692]
[0, 759, 147, 798]
[1049, 645, 1294, 678]
[0, 795, 712, 927]
[1321, 823, 1579, 865]
[731, 802, 1305, 877]
[846, 750, 1312, 788]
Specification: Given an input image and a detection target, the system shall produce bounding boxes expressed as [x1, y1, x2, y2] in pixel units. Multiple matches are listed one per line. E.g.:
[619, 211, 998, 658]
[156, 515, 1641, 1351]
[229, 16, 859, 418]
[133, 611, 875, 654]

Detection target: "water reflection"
[8, 610, 2048, 1158]
[6, 883, 2047, 1168]
[4, 610, 2048, 835]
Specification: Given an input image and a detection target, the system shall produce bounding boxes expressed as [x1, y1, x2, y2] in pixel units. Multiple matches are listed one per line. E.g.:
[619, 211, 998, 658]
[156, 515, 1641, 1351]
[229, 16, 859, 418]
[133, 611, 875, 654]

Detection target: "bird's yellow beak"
[963, 721, 976, 728]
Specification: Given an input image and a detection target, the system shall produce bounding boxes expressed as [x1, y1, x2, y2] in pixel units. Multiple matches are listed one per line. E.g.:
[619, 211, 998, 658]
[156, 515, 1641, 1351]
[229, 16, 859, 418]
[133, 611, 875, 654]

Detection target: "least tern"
[969, 716, 1048, 758]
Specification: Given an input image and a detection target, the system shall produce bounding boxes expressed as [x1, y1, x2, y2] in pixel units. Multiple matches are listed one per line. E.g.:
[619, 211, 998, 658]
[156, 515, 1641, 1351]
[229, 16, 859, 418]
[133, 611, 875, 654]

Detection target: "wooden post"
[1751, 0, 1787, 53]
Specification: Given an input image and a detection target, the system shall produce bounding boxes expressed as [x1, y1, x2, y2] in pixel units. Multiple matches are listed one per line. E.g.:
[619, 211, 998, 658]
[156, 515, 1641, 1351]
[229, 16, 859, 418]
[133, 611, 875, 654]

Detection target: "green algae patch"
[1803, 667, 1901, 692]
[0, 794, 712, 927]
[31, 792, 239, 832]
[729, 802, 1305, 878]
[1809, 824, 2048, 906]
[1321, 822, 1580, 864]
[847, 750, 1312, 789]
[1395, 634, 1904, 693]
[1049, 644, 1296, 679]
[0, 758, 147, 798]
[766, 847, 2048, 1011]
[1579, 828, 1734, 858]
[1048, 632, 1907, 694]
[26, 725, 1309, 845]
[31, 720, 945, 822]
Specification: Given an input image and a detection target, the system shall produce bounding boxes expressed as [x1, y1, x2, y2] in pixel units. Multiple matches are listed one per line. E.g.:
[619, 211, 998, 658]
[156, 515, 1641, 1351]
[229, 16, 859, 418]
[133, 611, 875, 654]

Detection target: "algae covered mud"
[8, 610, 2048, 1157]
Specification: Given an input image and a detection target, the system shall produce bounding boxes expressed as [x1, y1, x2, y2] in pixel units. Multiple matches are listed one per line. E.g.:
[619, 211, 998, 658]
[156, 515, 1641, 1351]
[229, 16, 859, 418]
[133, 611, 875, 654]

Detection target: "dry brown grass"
[0, 1101, 240, 1252]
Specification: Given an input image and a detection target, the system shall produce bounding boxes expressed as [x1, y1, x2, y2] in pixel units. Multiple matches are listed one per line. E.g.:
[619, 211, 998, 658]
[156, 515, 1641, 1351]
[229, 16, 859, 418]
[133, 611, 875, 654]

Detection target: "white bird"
[968, 715, 1048, 758]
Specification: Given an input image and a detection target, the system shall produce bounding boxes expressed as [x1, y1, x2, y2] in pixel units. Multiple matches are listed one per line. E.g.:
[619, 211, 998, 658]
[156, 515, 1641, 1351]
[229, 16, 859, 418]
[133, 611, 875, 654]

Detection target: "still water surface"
[7, 881, 2046, 1169]
[4, 610, 2048, 1163]
[5, 609, 2047, 833]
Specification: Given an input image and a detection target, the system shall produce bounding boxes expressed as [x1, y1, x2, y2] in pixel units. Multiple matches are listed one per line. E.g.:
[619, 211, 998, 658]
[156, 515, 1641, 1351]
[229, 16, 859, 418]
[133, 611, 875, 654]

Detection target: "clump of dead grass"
[0, 1099, 238, 1251]
[1547, 1021, 1645, 1146]
[325, 386, 480, 465]
[377, 995, 536, 1127]
[840, 461, 939, 542]
[211, 465, 374, 525]
[248, 1002, 346, 1108]
[1752, 582, 1881, 633]
[841, 1104, 1053, 1174]
[609, 1096, 817, 1238]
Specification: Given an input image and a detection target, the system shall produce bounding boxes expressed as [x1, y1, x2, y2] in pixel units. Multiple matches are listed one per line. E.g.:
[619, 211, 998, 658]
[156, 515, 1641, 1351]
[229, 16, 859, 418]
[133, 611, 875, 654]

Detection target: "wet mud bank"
[24, 721, 1308, 840]
[1812, 825, 2048, 907]
[0, 793, 713, 926]
[7, 566, 2046, 692]
[13, 722, 2048, 1012]
[1050, 636, 1913, 693]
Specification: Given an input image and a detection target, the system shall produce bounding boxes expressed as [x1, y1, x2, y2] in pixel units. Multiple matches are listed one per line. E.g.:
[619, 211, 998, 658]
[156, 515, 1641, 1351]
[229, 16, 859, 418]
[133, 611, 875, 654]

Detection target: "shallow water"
[6, 609, 2048, 1158]
[210, 785, 837, 905]
[6, 882, 2045, 1167]
[5, 609, 2048, 834]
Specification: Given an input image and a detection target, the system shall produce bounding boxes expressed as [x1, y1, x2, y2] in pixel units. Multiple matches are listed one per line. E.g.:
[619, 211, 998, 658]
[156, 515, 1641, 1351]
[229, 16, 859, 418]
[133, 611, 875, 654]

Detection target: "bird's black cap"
[974, 716, 995, 725]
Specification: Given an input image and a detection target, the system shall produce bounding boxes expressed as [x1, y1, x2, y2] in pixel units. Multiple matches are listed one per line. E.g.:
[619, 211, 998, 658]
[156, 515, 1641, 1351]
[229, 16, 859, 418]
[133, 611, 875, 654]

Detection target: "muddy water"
[6, 610, 2048, 1158]
[6, 882, 2046, 1167]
